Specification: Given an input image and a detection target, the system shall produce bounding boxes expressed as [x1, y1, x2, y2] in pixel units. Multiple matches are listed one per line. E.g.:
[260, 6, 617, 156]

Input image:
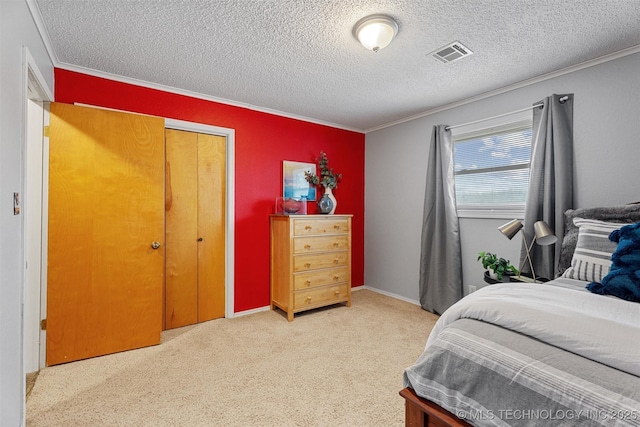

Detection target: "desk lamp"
[498, 219, 557, 281]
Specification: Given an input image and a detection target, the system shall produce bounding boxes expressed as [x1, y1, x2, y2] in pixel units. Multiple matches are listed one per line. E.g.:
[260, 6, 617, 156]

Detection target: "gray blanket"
[404, 319, 640, 427]
[424, 279, 640, 377]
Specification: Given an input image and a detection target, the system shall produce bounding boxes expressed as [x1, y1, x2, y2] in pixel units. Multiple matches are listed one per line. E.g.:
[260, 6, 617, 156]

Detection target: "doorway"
[165, 119, 236, 320]
[23, 48, 54, 377]
[165, 129, 226, 329]
[42, 106, 236, 365]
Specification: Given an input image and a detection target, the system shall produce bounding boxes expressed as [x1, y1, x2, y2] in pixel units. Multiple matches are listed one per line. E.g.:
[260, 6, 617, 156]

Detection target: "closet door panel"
[165, 129, 198, 329]
[197, 134, 226, 321]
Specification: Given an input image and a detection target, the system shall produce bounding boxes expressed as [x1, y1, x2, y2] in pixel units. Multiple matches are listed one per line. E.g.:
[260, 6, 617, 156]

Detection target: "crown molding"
[27, 0, 363, 133]
[57, 62, 365, 134]
[26, 0, 58, 65]
[27, 0, 362, 133]
[365, 44, 640, 133]
[26, 0, 639, 135]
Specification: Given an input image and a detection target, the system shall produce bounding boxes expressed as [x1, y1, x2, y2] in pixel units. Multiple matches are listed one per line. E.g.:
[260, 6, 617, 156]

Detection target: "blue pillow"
[587, 222, 640, 302]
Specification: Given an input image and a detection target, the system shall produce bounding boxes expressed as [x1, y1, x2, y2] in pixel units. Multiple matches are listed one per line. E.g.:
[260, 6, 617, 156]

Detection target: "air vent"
[431, 41, 473, 63]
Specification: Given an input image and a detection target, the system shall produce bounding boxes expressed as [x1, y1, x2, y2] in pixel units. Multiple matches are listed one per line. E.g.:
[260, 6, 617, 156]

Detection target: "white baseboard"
[233, 286, 421, 317]
[354, 285, 421, 306]
[232, 305, 271, 318]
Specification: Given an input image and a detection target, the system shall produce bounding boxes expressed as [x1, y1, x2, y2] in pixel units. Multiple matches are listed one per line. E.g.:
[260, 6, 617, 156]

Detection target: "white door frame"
[34, 107, 235, 373]
[25, 99, 44, 372]
[22, 47, 53, 372]
[73, 106, 237, 319]
[165, 118, 236, 319]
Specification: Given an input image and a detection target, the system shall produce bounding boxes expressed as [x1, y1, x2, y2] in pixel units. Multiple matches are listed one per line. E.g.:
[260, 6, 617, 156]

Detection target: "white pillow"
[561, 217, 627, 283]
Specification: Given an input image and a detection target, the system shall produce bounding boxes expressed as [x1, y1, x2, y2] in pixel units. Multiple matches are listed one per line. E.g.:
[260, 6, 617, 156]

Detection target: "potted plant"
[304, 151, 342, 214]
[477, 251, 519, 282]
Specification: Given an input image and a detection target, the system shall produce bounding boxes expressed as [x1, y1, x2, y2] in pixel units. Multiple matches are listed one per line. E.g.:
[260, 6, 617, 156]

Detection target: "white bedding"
[427, 277, 640, 377]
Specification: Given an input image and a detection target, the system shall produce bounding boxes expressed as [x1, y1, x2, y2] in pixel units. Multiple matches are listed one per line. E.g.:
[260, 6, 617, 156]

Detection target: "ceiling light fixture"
[353, 14, 398, 52]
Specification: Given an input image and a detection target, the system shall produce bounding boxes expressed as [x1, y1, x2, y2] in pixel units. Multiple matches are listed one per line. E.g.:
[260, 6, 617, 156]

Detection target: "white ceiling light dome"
[353, 14, 399, 52]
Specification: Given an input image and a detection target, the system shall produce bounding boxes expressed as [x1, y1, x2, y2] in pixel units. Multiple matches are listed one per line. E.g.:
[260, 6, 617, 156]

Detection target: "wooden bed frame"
[399, 387, 472, 427]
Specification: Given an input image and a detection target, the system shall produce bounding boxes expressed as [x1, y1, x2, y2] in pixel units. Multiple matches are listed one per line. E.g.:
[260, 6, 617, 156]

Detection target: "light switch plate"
[14, 192, 20, 215]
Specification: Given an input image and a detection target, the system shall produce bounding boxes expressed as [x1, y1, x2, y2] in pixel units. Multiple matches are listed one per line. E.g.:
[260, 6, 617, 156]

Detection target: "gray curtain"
[419, 125, 463, 314]
[521, 94, 574, 280]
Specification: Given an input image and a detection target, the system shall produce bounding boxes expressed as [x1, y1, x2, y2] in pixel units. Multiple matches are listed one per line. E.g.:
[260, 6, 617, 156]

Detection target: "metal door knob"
[151, 241, 161, 249]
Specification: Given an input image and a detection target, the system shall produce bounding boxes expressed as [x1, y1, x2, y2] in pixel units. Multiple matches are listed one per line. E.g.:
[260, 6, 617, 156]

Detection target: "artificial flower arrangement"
[304, 151, 342, 189]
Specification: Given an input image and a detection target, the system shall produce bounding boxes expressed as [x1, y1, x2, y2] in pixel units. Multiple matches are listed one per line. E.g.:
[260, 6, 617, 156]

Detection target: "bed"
[400, 204, 640, 427]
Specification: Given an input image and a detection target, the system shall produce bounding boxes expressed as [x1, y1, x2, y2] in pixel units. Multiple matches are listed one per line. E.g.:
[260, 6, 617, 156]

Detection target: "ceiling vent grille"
[431, 41, 473, 63]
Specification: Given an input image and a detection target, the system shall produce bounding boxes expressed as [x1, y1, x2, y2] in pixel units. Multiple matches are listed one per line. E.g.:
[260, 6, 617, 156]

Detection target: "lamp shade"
[498, 219, 523, 240]
[353, 15, 398, 52]
[533, 221, 557, 246]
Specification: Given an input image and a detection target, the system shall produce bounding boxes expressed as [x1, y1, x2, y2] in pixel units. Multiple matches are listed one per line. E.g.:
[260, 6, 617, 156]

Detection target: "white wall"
[0, 1, 53, 424]
[365, 52, 640, 303]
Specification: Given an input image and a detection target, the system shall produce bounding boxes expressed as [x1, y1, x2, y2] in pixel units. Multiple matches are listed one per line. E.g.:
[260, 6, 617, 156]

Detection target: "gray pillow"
[561, 218, 628, 283]
[557, 203, 640, 277]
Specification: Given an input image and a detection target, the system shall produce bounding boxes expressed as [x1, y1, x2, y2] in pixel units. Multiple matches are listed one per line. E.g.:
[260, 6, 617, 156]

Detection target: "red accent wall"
[54, 69, 365, 313]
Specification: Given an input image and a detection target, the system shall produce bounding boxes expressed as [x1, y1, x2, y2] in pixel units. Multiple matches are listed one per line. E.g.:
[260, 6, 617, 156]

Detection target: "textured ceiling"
[32, 0, 640, 132]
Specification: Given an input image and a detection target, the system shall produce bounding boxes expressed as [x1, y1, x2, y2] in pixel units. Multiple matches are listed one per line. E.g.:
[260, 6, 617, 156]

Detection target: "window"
[452, 112, 533, 218]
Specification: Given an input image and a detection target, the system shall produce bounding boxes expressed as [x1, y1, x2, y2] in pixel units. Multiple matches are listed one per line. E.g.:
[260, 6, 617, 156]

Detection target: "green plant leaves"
[477, 251, 519, 280]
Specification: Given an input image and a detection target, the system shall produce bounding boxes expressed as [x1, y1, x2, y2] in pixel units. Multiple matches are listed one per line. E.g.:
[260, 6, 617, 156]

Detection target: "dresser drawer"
[293, 218, 349, 236]
[293, 267, 349, 290]
[293, 252, 348, 272]
[294, 235, 349, 254]
[294, 284, 350, 309]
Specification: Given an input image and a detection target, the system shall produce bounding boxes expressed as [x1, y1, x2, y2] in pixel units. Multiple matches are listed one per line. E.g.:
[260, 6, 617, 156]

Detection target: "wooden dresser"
[270, 214, 352, 321]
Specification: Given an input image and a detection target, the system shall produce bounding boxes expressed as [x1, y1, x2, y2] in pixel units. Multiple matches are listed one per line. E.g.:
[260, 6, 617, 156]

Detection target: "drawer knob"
[304, 244, 311, 249]
[333, 242, 339, 247]
[305, 280, 311, 287]
[333, 258, 339, 264]
[334, 224, 340, 230]
[334, 290, 340, 296]
[305, 263, 311, 268]
[333, 275, 340, 281]
[306, 296, 312, 303]
[305, 225, 312, 230]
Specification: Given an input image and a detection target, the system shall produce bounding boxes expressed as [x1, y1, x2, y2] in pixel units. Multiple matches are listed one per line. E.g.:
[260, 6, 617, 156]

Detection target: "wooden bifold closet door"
[165, 129, 226, 329]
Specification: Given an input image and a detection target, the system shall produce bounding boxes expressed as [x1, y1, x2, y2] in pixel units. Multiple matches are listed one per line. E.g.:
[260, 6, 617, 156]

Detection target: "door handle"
[198, 237, 204, 242]
[151, 241, 161, 249]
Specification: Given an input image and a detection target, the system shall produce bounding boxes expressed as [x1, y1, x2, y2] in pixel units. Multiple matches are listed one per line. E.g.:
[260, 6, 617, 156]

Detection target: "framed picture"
[283, 161, 316, 201]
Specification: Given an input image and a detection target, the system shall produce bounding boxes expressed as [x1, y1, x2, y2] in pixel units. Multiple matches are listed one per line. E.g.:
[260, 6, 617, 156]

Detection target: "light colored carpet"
[26, 289, 438, 426]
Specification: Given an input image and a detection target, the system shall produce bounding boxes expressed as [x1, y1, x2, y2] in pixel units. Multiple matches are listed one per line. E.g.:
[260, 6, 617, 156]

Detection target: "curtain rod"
[445, 95, 569, 131]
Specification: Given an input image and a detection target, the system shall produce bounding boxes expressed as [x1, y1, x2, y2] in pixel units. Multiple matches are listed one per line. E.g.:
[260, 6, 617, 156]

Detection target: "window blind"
[454, 121, 532, 206]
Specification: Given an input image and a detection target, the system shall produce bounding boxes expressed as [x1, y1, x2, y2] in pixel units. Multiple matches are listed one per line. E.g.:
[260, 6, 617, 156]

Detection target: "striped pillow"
[561, 218, 626, 283]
